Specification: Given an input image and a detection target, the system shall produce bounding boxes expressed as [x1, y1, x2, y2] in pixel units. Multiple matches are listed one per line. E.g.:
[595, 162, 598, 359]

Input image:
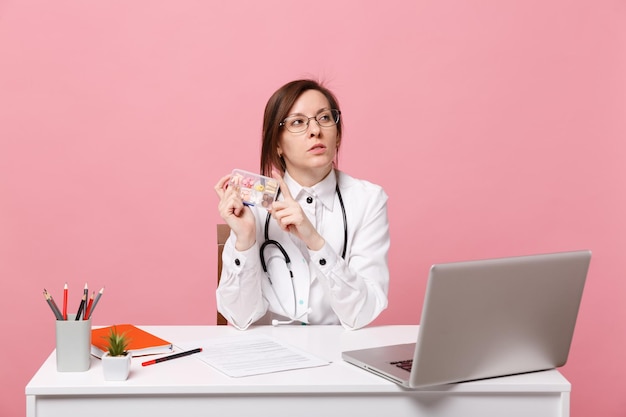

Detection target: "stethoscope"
[260, 184, 347, 325]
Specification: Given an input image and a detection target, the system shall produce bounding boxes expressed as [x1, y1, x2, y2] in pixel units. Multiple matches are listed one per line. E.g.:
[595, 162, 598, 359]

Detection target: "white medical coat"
[216, 170, 390, 330]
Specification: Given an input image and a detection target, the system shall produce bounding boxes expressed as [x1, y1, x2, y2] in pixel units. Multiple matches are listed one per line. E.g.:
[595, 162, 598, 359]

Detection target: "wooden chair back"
[216, 224, 230, 325]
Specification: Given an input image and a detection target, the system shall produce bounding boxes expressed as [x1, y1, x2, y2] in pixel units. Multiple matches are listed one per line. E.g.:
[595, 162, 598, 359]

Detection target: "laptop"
[342, 250, 591, 388]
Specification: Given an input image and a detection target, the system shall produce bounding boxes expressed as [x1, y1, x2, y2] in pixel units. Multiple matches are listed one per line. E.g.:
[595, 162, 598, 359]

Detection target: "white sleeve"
[216, 237, 269, 330]
[309, 186, 390, 330]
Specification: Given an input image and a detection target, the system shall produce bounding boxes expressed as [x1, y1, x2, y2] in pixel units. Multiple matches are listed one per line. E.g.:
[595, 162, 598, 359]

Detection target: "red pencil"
[87, 287, 104, 319]
[84, 291, 95, 320]
[62, 283, 68, 320]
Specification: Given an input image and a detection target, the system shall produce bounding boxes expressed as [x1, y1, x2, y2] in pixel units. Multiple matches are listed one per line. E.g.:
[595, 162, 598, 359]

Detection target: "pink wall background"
[1, 1, 624, 415]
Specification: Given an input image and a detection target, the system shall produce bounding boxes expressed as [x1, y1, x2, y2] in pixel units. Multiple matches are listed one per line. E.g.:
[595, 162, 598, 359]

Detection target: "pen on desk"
[142, 348, 203, 367]
[43, 290, 63, 320]
[84, 291, 94, 320]
[62, 283, 68, 320]
[75, 283, 88, 320]
[87, 287, 104, 319]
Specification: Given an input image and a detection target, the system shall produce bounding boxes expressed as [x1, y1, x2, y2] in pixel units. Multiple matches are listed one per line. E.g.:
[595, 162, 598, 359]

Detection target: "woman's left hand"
[270, 172, 325, 251]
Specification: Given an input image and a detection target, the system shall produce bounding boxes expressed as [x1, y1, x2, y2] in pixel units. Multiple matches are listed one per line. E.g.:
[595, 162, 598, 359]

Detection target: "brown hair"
[260, 79, 343, 177]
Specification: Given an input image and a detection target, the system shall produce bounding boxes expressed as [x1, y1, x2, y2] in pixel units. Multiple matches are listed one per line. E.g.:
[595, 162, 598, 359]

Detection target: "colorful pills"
[229, 169, 279, 209]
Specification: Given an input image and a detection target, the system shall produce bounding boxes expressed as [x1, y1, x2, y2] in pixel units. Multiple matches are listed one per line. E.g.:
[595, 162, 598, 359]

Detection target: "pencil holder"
[55, 314, 92, 372]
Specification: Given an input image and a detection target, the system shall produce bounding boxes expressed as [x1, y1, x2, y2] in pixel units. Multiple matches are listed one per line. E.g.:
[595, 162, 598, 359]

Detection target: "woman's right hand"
[214, 174, 256, 251]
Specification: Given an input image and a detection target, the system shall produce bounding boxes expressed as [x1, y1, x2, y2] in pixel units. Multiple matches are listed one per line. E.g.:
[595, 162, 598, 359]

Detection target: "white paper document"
[180, 334, 330, 377]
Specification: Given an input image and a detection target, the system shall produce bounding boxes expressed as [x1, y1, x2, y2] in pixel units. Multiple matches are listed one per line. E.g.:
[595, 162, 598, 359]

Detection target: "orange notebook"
[91, 324, 173, 358]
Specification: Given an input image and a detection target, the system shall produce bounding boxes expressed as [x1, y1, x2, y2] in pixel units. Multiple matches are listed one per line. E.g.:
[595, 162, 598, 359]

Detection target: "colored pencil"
[43, 290, 63, 320]
[87, 287, 104, 319]
[75, 283, 88, 321]
[62, 283, 68, 320]
[84, 291, 94, 320]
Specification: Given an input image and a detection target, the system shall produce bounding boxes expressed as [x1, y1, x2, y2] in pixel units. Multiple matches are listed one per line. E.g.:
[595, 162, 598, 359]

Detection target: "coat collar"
[283, 170, 337, 211]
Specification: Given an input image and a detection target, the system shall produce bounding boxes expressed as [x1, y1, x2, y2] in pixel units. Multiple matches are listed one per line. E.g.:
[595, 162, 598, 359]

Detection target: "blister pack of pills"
[229, 169, 279, 209]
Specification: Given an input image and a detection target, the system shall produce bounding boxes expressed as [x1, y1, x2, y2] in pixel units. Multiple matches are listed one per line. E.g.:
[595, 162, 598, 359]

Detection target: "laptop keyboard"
[390, 359, 413, 372]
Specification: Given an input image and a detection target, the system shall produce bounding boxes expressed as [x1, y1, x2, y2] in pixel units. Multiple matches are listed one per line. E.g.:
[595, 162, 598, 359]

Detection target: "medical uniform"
[216, 169, 390, 330]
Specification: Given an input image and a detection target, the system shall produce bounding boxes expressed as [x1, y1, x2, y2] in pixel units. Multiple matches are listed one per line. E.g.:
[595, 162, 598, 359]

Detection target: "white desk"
[26, 325, 570, 417]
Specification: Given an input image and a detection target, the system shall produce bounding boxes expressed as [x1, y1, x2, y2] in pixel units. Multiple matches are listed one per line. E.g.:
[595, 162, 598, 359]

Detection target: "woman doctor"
[214, 79, 390, 330]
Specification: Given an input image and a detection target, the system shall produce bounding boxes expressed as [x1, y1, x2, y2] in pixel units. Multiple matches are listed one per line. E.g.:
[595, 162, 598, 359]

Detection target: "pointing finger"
[272, 170, 294, 201]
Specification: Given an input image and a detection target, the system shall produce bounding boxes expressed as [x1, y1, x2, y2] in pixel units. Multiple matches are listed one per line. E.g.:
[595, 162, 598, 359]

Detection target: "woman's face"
[277, 89, 339, 185]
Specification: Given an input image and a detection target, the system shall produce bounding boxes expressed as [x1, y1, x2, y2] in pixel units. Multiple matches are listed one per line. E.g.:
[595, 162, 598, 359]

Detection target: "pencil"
[62, 283, 68, 320]
[84, 291, 94, 320]
[75, 283, 88, 321]
[43, 290, 63, 320]
[46, 289, 63, 320]
[87, 287, 104, 319]
[141, 348, 203, 366]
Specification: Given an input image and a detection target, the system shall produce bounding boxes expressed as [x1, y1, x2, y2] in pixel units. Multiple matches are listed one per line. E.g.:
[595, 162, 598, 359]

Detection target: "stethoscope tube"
[336, 184, 347, 259]
[259, 239, 292, 285]
[260, 183, 347, 322]
[260, 184, 347, 274]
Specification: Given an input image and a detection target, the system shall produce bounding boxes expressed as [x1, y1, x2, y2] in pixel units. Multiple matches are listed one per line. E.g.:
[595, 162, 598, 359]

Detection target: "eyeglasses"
[280, 109, 341, 133]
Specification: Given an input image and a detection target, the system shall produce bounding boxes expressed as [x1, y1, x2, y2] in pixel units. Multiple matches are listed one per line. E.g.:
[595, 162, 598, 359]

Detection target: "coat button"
[234, 258, 241, 266]
[306, 196, 313, 204]
[319, 258, 326, 266]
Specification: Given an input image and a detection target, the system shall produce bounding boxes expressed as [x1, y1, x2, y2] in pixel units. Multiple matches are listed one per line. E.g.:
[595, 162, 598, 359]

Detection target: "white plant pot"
[102, 352, 131, 381]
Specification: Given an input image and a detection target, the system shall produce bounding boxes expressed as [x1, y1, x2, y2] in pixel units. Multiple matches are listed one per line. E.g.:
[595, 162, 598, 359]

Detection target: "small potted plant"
[101, 326, 131, 381]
